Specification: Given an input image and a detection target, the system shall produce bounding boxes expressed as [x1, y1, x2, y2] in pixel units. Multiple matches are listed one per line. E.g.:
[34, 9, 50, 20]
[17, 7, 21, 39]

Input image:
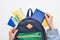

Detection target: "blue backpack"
[14, 8, 47, 40]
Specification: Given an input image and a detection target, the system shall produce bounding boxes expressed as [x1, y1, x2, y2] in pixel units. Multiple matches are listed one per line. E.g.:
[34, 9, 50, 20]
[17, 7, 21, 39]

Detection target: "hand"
[45, 13, 54, 30]
[9, 28, 18, 40]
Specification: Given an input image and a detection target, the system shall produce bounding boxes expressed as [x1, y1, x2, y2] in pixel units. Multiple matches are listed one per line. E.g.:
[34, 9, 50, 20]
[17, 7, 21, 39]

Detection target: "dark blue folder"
[32, 9, 45, 23]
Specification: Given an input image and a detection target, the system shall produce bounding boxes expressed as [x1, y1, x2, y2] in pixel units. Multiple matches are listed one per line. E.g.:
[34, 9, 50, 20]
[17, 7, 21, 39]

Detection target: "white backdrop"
[0, 0, 60, 40]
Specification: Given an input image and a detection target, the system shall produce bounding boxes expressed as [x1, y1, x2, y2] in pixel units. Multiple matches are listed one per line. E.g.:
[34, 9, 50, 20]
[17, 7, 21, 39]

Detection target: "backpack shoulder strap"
[26, 8, 33, 17]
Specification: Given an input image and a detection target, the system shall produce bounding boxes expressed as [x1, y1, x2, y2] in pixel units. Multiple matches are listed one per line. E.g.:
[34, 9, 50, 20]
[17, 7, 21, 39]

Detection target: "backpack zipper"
[17, 36, 41, 38]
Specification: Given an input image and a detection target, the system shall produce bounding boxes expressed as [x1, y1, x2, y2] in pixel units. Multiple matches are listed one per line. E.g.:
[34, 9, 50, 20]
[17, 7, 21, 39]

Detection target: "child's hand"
[9, 28, 18, 40]
[45, 13, 54, 30]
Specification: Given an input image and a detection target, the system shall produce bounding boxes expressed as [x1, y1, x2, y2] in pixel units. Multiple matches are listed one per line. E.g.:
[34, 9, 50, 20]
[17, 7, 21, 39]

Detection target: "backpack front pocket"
[17, 32, 42, 40]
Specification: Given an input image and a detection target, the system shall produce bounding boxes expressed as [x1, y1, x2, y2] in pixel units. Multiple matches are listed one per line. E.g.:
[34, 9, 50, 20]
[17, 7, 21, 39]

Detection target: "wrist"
[9, 38, 14, 40]
[48, 24, 54, 30]
[9, 39, 13, 40]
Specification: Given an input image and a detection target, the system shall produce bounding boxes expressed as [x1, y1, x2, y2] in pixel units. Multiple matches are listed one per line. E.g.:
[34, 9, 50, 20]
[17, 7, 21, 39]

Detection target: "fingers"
[45, 13, 53, 19]
[46, 13, 53, 17]
[12, 28, 17, 33]
[9, 28, 18, 40]
[9, 28, 18, 34]
[45, 14, 48, 20]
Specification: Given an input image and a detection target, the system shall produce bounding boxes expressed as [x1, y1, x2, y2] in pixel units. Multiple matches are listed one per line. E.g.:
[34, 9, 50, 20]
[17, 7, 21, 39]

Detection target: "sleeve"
[47, 29, 59, 35]
[47, 29, 60, 40]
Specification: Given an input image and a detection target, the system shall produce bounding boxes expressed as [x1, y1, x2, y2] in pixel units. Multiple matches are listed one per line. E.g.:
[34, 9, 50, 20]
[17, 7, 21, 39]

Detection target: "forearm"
[48, 24, 54, 30]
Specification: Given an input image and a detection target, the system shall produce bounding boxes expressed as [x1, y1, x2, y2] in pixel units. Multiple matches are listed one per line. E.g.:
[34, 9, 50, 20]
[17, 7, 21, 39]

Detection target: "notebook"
[32, 9, 48, 27]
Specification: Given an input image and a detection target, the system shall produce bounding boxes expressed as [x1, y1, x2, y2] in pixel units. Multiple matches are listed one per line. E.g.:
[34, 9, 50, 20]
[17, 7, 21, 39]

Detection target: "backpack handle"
[26, 8, 33, 17]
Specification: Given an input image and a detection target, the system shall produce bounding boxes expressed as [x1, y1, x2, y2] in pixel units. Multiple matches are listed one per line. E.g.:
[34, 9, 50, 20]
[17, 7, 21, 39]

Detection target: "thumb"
[14, 29, 18, 35]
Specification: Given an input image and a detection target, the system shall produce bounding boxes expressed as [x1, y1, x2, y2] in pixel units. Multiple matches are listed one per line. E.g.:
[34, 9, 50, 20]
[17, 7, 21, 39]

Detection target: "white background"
[0, 0, 60, 40]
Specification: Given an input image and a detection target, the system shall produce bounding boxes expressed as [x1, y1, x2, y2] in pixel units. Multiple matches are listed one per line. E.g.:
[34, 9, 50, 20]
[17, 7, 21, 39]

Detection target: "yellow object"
[26, 24, 33, 29]
[42, 19, 48, 27]
[12, 8, 25, 20]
